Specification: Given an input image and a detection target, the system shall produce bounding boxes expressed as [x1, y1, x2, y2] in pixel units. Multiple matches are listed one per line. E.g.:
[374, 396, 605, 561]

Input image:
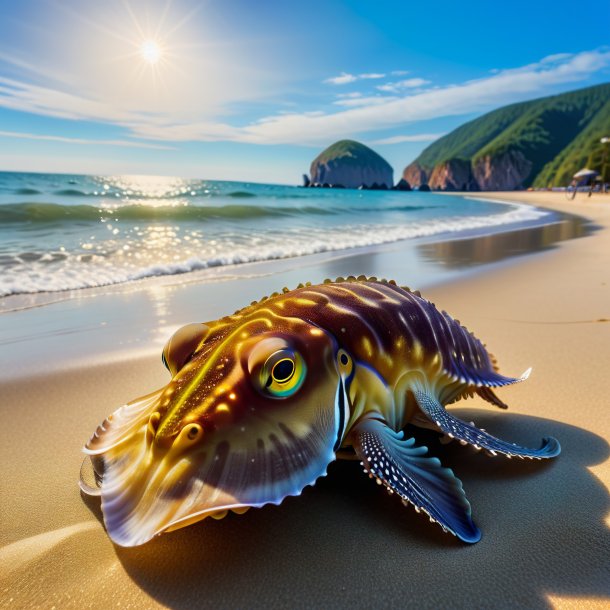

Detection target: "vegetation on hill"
[312, 140, 392, 170]
[534, 97, 610, 186]
[416, 104, 525, 168]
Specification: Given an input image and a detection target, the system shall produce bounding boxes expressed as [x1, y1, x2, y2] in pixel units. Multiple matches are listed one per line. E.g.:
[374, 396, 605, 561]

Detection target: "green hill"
[403, 83, 610, 190]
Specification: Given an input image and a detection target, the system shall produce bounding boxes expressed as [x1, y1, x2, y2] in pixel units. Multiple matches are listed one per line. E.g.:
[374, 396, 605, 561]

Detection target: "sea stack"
[307, 140, 393, 189]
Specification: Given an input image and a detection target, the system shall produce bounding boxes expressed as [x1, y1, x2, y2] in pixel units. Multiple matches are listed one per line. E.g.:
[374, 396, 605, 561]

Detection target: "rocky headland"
[401, 83, 610, 191]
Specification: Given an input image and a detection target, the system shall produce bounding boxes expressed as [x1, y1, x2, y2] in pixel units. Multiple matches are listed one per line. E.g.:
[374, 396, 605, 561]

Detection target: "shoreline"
[1, 191, 608, 608]
[0, 194, 573, 313]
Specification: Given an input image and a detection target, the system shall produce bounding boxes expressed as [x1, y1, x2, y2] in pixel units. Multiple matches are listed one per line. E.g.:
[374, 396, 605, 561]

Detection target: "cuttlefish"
[80, 276, 560, 547]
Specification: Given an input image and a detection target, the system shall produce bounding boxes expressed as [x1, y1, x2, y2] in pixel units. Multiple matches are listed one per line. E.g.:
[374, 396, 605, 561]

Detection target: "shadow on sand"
[93, 411, 609, 609]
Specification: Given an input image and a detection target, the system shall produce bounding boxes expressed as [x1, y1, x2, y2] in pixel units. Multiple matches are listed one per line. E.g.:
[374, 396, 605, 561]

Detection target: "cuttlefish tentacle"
[350, 416, 480, 543]
[413, 388, 560, 459]
[81, 276, 560, 547]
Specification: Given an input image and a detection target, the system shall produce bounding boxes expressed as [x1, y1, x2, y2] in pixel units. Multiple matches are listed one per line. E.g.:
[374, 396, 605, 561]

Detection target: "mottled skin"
[81, 276, 560, 547]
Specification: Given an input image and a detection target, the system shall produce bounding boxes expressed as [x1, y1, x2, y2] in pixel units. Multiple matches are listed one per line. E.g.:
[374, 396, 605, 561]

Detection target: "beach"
[1, 191, 609, 609]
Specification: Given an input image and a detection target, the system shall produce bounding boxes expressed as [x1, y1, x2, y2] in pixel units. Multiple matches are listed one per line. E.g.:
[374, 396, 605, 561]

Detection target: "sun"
[139, 39, 162, 65]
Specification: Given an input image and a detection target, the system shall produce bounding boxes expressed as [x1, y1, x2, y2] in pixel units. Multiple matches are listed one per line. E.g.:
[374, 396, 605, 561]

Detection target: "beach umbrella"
[573, 168, 599, 178]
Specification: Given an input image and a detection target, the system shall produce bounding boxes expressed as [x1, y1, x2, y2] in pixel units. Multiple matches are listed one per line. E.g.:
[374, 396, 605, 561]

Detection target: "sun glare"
[140, 39, 162, 65]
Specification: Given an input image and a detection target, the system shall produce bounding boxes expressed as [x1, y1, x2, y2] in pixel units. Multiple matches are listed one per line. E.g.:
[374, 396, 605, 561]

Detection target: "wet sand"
[1, 191, 609, 609]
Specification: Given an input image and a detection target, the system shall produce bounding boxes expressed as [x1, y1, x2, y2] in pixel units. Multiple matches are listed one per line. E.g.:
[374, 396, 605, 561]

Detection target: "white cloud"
[371, 133, 446, 145]
[540, 53, 574, 64]
[377, 78, 431, 92]
[0, 130, 174, 149]
[391, 70, 410, 76]
[334, 95, 398, 107]
[1, 49, 609, 148]
[221, 49, 610, 145]
[323, 72, 358, 85]
[336, 92, 363, 99]
[0, 75, 140, 123]
[324, 72, 385, 84]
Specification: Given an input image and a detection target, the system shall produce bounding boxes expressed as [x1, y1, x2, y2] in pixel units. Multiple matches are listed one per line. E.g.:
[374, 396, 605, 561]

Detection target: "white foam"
[0, 203, 549, 297]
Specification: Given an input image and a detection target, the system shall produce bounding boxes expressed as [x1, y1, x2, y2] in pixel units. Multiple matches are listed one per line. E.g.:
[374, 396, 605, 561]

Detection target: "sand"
[0, 192, 608, 609]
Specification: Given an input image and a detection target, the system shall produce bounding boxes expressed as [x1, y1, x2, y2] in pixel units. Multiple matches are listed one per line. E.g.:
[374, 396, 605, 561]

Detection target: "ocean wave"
[14, 188, 42, 195]
[46, 187, 264, 199]
[0, 201, 432, 223]
[226, 191, 257, 198]
[0, 203, 549, 297]
[54, 188, 90, 197]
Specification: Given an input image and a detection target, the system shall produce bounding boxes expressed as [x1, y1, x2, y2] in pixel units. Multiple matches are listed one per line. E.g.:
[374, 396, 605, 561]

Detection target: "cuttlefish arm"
[413, 389, 560, 459]
[350, 416, 481, 543]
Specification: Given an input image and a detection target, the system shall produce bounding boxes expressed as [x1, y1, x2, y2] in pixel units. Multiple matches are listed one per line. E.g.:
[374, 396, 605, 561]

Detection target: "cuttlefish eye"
[259, 349, 306, 398]
[337, 349, 353, 377]
[162, 323, 209, 376]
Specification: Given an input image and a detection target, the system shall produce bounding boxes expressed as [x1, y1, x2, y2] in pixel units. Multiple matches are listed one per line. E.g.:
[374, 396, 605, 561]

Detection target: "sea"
[0, 171, 552, 298]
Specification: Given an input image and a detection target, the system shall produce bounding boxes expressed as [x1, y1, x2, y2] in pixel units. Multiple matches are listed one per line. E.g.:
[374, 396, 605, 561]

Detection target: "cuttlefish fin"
[84, 386, 164, 456]
[351, 416, 480, 543]
[413, 389, 561, 459]
[79, 454, 103, 497]
[85, 405, 340, 547]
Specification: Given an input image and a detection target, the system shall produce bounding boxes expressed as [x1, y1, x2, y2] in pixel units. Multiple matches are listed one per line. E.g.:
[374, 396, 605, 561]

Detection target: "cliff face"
[311, 163, 393, 189]
[309, 140, 393, 189]
[472, 151, 532, 191]
[402, 162, 428, 189]
[403, 153, 530, 191]
[403, 154, 528, 191]
[427, 159, 478, 191]
[401, 82, 610, 190]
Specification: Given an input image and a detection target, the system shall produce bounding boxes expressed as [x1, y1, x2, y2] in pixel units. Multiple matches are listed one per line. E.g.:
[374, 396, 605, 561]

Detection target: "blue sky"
[0, 0, 609, 184]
